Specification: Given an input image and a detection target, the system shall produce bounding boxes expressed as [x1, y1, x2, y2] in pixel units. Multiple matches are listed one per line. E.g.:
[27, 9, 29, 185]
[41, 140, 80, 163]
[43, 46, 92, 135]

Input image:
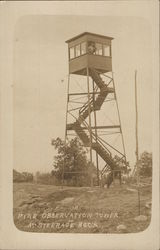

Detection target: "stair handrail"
[78, 69, 110, 117]
[79, 85, 98, 114]
[91, 132, 112, 156]
[79, 88, 109, 117]
[68, 116, 114, 164]
[79, 96, 93, 114]
[89, 68, 106, 87]
[80, 119, 112, 157]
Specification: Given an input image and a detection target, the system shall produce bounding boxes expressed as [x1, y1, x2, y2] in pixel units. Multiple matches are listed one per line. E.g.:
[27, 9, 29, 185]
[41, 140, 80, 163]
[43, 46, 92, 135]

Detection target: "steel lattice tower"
[63, 32, 126, 186]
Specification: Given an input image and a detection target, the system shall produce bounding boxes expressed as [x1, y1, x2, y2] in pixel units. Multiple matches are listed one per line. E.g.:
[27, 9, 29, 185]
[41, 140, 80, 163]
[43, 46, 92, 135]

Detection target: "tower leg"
[62, 74, 70, 188]
[112, 72, 126, 163]
[87, 67, 93, 187]
[92, 80, 99, 186]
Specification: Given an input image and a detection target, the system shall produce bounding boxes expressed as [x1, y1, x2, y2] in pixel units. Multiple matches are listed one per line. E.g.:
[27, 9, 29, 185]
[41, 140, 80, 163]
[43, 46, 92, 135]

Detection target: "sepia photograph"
[0, 1, 159, 249]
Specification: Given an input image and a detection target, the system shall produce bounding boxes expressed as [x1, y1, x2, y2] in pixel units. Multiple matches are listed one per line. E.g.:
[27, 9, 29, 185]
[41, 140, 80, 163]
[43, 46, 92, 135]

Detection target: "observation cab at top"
[65, 32, 114, 76]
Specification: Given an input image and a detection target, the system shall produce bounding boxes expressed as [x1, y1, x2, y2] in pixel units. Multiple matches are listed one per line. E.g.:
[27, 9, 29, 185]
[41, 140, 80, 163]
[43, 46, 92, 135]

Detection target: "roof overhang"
[65, 32, 114, 43]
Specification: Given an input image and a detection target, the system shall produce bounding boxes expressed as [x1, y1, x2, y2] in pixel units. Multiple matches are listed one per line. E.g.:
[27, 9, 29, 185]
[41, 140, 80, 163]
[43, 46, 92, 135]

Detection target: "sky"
[13, 15, 153, 174]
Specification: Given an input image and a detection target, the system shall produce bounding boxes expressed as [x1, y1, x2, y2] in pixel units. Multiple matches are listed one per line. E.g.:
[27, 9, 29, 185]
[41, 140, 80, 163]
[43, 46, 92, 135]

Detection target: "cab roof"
[65, 32, 114, 43]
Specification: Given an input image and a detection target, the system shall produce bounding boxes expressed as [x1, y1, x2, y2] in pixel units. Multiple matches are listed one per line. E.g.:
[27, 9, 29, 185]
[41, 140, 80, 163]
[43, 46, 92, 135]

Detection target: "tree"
[113, 155, 131, 173]
[34, 172, 56, 185]
[51, 137, 96, 186]
[138, 151, 152, 177]
[13, 169, 33, 182]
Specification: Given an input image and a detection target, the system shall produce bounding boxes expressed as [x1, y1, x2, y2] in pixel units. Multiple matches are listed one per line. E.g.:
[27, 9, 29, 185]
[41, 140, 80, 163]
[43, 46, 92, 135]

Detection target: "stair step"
[77, 81, 109, 122]
[92, 142, 117, 170]
[73, 126, 117, 169]
[74, 124, 90, 146]
[89, 68, 105, 89]
[77, 93, 108, 121]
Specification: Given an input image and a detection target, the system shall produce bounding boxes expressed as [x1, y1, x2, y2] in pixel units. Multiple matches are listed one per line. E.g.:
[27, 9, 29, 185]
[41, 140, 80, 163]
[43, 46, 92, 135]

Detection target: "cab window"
[103, 44, 110, 56]
[69, 47, 75, 59]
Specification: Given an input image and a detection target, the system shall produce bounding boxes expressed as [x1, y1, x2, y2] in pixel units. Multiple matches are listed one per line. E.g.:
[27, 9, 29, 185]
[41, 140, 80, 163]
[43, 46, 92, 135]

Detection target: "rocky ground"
[13, 181, 152, 233]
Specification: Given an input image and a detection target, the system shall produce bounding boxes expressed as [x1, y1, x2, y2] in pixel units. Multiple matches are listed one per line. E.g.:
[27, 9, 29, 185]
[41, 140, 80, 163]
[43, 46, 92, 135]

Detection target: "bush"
[51, 137, 97, 187]
[34, 172, 58, 185]
[13, 169, 33, 183]
[139, 151, 152, 177]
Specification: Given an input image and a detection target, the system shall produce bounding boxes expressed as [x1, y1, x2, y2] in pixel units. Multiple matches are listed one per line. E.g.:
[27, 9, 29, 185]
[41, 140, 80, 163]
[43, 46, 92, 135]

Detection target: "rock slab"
[116, 224, 127, 231]
[134, 215, 147, 222]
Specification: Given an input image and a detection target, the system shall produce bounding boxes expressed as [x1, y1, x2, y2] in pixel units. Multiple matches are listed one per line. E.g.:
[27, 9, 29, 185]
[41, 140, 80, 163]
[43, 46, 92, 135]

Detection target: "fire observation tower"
[64, 32, 126, 186]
